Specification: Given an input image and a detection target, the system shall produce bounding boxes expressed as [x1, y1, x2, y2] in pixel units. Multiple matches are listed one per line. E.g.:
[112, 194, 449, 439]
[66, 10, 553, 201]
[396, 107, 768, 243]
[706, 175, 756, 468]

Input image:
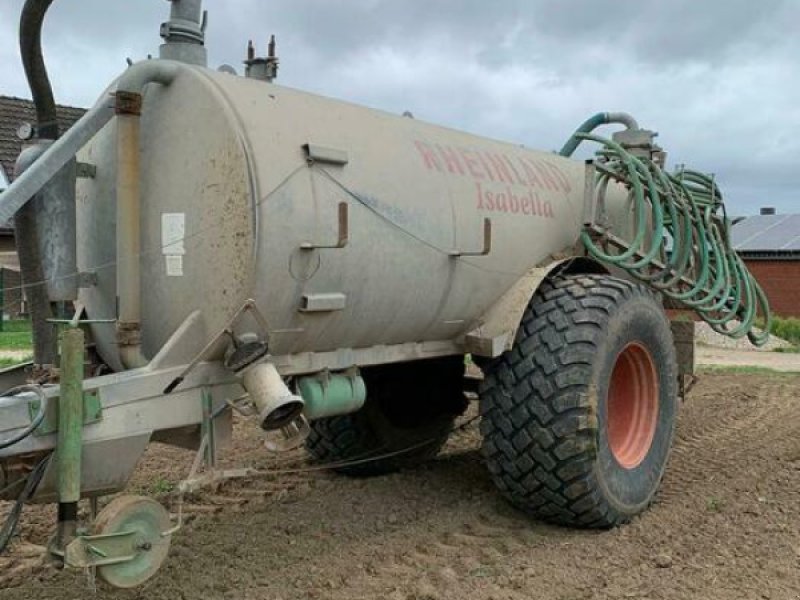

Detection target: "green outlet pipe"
[298, 372, 366, 420]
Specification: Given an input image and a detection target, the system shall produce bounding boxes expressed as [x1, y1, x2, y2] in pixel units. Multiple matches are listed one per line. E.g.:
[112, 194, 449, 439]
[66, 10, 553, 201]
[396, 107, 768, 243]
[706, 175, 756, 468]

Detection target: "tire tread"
[480, 274, 661, 527]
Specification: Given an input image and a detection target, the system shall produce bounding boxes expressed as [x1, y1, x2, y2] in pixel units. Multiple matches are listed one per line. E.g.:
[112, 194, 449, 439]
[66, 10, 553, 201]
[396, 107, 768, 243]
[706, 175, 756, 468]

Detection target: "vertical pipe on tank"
[159, 0, 207, 66]
[169, 0, 202, 21]
[112, 62, 178, 368]
[115, 92, 147, 369]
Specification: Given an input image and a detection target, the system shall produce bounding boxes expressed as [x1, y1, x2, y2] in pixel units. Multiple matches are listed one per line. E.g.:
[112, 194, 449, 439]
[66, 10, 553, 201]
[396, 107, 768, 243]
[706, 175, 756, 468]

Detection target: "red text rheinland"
[414, 140, 568, 219]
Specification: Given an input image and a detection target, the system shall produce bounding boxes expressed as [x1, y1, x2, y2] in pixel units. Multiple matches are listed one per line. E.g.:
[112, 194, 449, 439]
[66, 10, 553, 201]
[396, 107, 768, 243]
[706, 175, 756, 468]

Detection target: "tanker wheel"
[479, 274, 677, 528]
[306, 356, 468, 476]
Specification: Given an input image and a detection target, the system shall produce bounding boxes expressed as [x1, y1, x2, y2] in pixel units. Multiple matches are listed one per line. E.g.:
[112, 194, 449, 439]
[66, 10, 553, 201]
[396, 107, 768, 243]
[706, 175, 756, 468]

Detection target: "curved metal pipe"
[116, 61, 180, 95]
[114, 61, 180, 369]
[17, 0, 59, 367]
[19, 0, 58, 140]
[603, 112, 639, 131]
[559, 111, 640, 157]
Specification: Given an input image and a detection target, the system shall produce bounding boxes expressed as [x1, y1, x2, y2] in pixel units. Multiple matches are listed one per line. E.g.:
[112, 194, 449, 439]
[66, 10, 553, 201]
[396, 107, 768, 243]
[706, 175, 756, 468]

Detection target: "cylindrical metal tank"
[76, 63, 613, 372]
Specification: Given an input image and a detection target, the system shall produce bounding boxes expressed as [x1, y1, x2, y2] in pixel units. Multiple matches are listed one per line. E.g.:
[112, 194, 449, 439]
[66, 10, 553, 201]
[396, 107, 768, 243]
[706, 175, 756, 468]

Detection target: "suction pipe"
[558, 112, 640, 158]
[114, 62, 179, 368]
[18, 0, 59, 367]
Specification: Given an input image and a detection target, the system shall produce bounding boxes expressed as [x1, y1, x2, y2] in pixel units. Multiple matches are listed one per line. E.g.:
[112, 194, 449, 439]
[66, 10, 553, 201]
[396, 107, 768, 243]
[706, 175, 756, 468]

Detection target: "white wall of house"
[0, 165, 8, 190]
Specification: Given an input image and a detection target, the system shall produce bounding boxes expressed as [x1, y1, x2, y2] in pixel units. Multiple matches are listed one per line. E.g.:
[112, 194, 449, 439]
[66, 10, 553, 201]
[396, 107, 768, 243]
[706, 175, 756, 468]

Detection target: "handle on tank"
[300, 202, 349, 250]
[449, 218, 492, 258]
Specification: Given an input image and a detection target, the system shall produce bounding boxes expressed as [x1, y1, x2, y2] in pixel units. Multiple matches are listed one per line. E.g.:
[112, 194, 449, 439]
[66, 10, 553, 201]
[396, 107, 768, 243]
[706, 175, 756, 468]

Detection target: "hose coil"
[574, 132, 770, 346]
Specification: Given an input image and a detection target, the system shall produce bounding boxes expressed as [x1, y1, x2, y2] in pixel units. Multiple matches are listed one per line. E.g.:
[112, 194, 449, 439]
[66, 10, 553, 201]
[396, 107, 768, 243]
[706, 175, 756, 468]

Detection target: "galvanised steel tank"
[76, 63, 624, 373]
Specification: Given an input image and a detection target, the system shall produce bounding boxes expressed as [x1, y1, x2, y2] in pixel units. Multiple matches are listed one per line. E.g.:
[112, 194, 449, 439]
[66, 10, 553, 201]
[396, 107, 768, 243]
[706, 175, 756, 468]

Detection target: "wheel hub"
[90, 495, 172, 588]
[607, 342, 659, 469]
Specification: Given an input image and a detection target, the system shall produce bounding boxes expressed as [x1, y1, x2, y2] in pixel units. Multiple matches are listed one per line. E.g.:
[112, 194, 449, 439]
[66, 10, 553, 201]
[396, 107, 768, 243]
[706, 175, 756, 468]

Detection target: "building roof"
[732, 214, 800, 255]
[0, 95, 86, 182]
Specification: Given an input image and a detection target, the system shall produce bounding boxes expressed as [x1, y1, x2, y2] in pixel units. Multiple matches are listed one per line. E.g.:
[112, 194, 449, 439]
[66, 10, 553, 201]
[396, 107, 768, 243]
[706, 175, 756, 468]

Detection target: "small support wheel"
[91, 495, 172, 588]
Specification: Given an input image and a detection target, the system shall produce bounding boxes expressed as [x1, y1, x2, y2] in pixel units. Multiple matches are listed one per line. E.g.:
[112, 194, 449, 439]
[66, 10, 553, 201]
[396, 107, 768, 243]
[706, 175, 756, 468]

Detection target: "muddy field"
[1, 371, 799, 599]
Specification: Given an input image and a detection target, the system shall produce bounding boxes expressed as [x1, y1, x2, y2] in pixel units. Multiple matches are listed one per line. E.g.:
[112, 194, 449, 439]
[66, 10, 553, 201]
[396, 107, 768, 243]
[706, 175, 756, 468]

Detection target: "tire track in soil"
[642, 375, 800, 599]
[662, 378, 800, 501]
[1, 374, 799, 600]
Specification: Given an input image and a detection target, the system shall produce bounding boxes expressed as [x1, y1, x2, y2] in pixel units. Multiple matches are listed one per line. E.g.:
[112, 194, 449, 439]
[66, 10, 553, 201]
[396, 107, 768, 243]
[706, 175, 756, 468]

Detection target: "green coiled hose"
[561, 128, 770, 346]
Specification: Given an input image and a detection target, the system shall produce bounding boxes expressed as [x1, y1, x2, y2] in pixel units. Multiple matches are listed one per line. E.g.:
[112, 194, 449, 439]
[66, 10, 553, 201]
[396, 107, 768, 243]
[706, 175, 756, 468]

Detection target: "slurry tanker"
[0, 0, 768, 588]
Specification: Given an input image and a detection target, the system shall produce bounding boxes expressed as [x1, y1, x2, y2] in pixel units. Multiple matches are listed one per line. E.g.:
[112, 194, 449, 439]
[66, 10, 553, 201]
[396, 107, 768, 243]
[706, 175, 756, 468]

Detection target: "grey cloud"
[0, 0, 797, 214]
[531, 0, 793, 65]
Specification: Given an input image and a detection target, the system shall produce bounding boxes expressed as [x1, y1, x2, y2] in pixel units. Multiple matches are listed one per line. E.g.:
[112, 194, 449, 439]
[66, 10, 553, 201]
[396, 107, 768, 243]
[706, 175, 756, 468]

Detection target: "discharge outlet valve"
[222, 332, 308, 450]
[241, 362, 304, 431]
[239, 362, 309, 452]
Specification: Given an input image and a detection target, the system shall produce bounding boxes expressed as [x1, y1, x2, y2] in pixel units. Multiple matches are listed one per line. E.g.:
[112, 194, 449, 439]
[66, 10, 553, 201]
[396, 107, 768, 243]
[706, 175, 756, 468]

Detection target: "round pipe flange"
[224, 340, 269, 373]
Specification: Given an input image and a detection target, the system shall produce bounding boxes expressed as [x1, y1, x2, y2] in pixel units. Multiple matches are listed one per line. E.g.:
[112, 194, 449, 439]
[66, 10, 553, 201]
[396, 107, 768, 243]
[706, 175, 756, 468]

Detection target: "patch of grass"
[774, 345, 800, 354]
[149, 478, 176, 495]
[1, 320, 33, 333]
[706, 496, 726, 513]
[698, 365, 800, 375]
[757, 315, 800, 347]
[0, 320, 33, 351]
[770, 316, 800, 345]
[0, 355, 32, 368]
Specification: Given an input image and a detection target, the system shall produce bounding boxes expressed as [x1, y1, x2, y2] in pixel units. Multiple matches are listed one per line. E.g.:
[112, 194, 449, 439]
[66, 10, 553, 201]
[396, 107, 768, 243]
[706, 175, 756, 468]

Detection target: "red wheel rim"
[607, 342, 659, 469]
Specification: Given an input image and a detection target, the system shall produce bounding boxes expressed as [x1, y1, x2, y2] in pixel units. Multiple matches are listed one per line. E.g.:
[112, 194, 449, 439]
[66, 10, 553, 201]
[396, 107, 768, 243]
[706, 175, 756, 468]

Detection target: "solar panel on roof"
[732, 214, 800, 252]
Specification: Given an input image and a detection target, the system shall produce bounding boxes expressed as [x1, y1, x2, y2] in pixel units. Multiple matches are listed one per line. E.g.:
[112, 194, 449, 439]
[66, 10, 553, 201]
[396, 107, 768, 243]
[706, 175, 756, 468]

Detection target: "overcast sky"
[0, 0, 797, 215]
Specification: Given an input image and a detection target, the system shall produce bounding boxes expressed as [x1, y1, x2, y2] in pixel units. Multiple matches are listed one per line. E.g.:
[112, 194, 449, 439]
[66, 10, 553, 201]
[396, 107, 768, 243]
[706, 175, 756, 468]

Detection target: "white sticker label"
[161, 213, 186, 256]
[165, 255, 184, 277]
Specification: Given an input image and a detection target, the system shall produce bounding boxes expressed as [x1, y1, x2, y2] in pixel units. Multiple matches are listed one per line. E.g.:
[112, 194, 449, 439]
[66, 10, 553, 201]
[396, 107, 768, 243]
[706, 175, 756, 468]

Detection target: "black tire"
[306, 356, 467, 476]
[479, 274, 677, 527]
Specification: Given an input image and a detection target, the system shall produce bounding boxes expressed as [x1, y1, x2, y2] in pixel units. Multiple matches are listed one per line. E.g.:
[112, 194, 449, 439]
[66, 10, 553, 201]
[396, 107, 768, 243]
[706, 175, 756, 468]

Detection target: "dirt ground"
[1, 370, 799, 600]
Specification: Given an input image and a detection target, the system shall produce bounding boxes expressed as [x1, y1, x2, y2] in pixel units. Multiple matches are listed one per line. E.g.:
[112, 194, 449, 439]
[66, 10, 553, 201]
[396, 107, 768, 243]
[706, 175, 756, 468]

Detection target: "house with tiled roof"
[0, 96, 86, 317]
[732, 208, 800, 318]
[0, 95, 86, 189]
